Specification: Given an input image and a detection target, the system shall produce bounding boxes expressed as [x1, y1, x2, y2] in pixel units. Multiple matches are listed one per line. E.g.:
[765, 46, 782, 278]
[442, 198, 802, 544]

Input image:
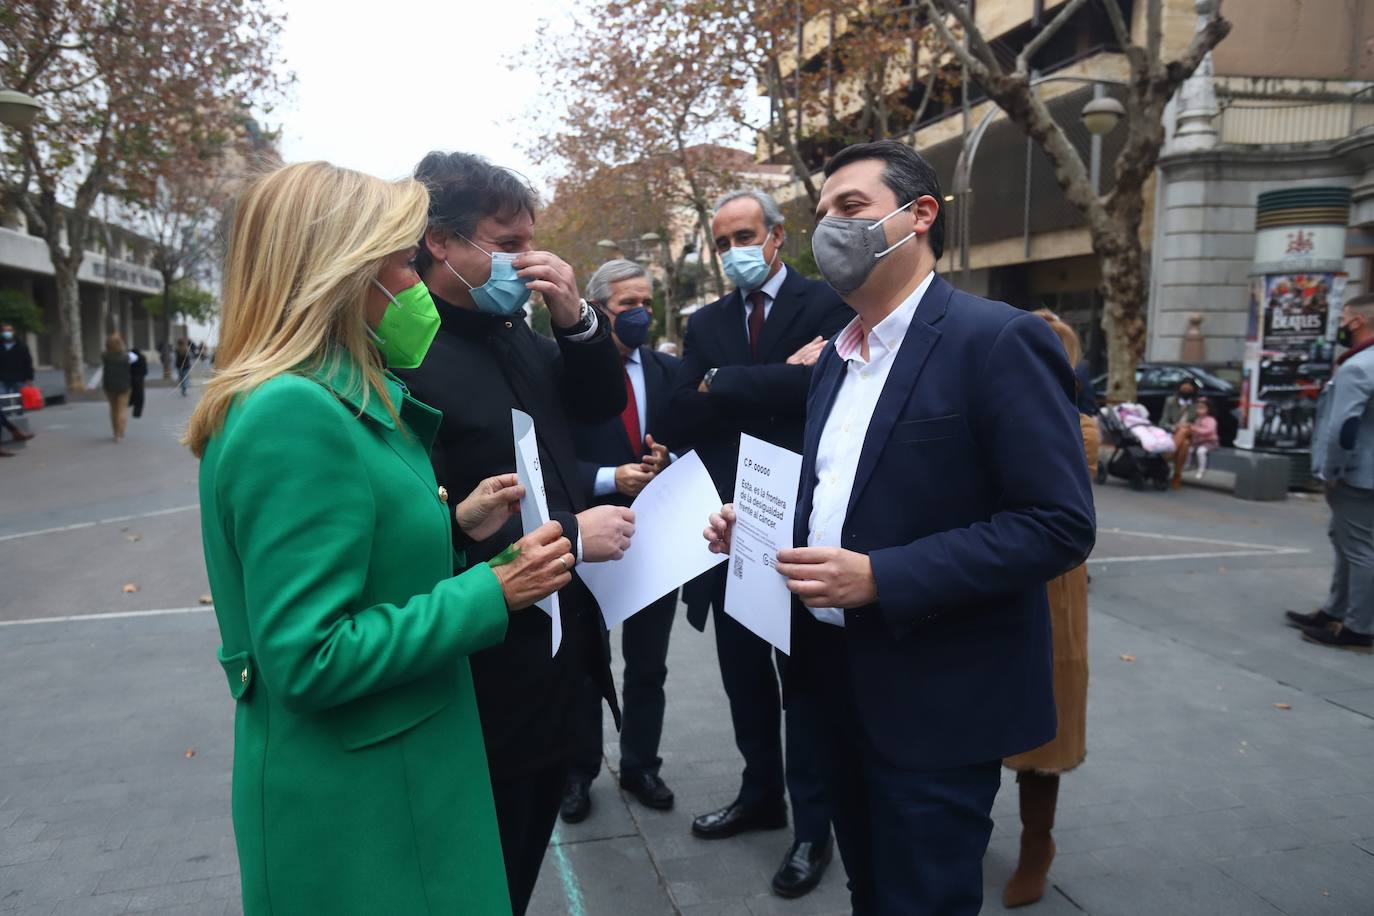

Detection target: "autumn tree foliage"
[0, 0, 286, 389]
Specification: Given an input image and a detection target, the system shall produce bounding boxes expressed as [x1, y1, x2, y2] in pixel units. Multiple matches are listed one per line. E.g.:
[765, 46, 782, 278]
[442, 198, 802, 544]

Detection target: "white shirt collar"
[623, 346, 641, 366]
[834, 271, 936, 361]
[743, 263, 788, 304]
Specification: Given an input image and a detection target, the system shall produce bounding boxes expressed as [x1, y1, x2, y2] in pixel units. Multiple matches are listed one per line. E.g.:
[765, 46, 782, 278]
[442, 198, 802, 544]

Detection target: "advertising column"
[1238, 188, 1351, 454]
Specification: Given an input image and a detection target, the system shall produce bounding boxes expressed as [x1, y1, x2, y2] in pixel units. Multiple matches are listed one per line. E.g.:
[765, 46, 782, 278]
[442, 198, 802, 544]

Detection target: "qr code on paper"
[733, 555, 744, 579]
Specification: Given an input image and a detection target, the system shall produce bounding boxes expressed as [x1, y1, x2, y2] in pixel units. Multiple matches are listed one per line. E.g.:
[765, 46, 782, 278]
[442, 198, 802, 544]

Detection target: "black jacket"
[0, 341, 34, 386]
[670, 267, 853, 628]
[573, 346, 681, 508]
[397, 297, 627, 776]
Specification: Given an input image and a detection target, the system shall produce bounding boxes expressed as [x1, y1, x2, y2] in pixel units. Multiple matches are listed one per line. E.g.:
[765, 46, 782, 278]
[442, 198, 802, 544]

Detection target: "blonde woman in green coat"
[186, 162, 575, 915]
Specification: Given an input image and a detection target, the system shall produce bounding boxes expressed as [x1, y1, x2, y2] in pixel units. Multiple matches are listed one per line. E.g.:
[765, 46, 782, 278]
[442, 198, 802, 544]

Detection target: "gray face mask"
[811, 199, 917, 294]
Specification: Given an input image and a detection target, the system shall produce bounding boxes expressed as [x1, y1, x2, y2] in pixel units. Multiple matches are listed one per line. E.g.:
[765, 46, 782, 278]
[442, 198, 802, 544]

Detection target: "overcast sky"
[272, 0, 572, 188]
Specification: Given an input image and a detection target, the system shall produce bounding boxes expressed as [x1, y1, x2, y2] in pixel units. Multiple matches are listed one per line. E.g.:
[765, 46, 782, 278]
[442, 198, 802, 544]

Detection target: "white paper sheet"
[577, 451, 728, 629]
[512, 408, 562, 656]
[723, 434, 802, 655]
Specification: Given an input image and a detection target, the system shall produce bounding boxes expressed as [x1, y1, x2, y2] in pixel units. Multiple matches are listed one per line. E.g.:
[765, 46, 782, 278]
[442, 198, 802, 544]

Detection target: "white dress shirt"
[594, 348, 649, 497]
[806, 271, 935, 626]
[741, 264, 788, 337]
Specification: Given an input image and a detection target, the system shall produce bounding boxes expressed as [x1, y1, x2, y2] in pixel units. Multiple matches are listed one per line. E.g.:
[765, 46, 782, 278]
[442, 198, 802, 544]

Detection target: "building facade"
[760, 0, 1374, 378]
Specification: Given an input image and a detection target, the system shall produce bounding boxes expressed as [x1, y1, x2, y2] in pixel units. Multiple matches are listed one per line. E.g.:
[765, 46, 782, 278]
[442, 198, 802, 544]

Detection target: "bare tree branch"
[921, 0, 999, 83]
[1146, 0, 1163, 64]
[1015, 0, 1092, 75]
[1164, 14, 1232, 93]
[924, 0, 1004, 77]
[1101, 0, 1133, 50]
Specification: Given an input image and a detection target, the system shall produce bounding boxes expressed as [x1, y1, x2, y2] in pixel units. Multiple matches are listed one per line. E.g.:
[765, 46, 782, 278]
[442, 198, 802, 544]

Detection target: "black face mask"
[1337, 322, 1356, 348]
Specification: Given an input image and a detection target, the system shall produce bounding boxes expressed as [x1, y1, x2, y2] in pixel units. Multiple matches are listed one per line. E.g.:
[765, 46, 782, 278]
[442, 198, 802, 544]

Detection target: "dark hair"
[823, 139, 945, 260]
[412, 151, 539, 275]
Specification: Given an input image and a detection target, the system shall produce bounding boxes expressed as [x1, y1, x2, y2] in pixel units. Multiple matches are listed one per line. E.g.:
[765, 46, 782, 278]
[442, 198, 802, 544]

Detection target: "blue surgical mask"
[721, 242, 777, 291]
[612, 306, 651, 350]
[445, 236, 532, 316]
[1, 331, 12, 342]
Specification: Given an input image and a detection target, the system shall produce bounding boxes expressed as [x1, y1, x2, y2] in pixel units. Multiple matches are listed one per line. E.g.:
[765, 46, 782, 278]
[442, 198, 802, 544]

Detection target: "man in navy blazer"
[671, 189, 853, 898]
[706, 141, 1095, 914]
[563, 259, 682, 823]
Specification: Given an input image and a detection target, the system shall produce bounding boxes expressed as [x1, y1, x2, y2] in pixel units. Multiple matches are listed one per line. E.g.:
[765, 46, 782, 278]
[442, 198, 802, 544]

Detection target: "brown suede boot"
[1003, 772, 1060, 908]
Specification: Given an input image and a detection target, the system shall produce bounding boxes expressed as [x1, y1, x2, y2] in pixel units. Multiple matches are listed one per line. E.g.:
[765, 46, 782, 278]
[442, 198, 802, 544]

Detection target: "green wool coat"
[198, 353, 513, 915]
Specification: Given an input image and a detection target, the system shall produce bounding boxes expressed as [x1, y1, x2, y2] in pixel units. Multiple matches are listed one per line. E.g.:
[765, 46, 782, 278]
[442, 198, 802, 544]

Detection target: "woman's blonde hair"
[105, 332, 126, 353]
[1033, 308, 1082, 367]
[184, 161, 428, 457]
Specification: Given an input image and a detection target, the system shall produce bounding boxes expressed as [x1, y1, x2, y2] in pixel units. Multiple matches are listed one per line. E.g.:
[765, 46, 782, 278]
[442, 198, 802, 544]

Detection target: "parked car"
[1092, 363, 1239, 446]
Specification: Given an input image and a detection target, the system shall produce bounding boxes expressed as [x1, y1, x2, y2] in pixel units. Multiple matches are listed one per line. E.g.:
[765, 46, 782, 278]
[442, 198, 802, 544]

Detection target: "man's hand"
[704, 503, 736, 555]
[775, 546, 877, 609]
[697, 378, 710, 394]
[786, 336, 827, 367]
[515, 251, 581, 327]
[642, 434, 670, 474]
[456, 473, 525, 542]
[615, 463, 655, 498]
[577, 504, 636, 561]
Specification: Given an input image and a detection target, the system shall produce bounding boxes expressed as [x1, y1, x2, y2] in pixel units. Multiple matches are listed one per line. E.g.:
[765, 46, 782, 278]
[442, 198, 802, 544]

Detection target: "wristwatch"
[703, 368, 718, 391]
[562, 299, 596, 335]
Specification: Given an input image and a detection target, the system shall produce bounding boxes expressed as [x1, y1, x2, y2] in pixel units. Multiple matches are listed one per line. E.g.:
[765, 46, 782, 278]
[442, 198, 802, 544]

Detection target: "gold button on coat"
[438, 486, 448, 504]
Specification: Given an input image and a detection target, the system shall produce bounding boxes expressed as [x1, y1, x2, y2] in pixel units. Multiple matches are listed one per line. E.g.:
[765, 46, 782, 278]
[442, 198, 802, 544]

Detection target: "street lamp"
[1081, 95, 1126, 136]
[0, 87, 41, 129]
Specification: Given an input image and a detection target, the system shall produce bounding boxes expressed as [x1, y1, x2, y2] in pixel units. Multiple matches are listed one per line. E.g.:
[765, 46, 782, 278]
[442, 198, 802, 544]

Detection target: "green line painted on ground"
[550, 825, 587, 916]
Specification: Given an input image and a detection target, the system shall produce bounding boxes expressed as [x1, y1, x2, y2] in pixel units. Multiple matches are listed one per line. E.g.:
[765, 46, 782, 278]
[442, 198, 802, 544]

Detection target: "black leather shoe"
[620, 771, 675, 810]
[771, 837, 833, 898]
[1286, 608, 1337, 629]
[1301, 621, 1374, 653]
[560, 778, 592, 824]
[690, 800, 787, 839]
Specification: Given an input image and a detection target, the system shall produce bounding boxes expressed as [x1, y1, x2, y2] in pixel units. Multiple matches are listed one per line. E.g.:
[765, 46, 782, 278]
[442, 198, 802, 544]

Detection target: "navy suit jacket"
[791, 273, 1096, 771]
[672, 266, 853, 629]
[574, 346, 681, 508]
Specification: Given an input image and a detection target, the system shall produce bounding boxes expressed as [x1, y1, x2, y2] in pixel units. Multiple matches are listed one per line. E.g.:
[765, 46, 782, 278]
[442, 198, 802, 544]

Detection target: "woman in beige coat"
[1002, 309, 1097, 908]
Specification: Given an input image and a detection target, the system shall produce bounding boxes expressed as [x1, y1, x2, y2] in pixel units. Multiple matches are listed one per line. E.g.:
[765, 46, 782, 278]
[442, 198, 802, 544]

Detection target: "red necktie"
[621, 360, 642, 455]
[748, 290, 766, 361]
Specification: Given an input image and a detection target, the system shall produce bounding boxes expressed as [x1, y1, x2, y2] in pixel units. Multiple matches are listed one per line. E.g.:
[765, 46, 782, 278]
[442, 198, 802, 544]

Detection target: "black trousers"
[710, 579, 830, 843]
[489, 763, 567, 916]
[571, 589, 677, 781]
[796, 615, 1000, 915]
[129, 378, 145, 418]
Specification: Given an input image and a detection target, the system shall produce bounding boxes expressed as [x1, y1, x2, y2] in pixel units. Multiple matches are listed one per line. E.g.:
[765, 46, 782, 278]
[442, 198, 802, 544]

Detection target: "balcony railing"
[1217, 87, 1374, 146]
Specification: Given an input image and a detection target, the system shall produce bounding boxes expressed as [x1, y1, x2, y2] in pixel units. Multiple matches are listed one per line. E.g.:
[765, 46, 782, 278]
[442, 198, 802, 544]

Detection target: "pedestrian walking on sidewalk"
[187, 161, 574, 916]
[101, 333, 132, 442]
[129, 348, 148, 418]
[0, 323, 34, 396]
[175, 338, 192, 396]
[999, 310, 1098, 908]
[1288, 292, 1374, 653]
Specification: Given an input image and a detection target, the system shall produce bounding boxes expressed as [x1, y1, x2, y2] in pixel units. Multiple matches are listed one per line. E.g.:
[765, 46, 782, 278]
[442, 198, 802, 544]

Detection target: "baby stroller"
[1096, 404, 1173, 491]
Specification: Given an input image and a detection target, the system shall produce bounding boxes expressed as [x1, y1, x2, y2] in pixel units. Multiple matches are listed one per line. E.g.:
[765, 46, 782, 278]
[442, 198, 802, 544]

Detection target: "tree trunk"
[161, 273, 175, 379]
[53, 260, 86, 392]
[1096, 226, 1148, 405]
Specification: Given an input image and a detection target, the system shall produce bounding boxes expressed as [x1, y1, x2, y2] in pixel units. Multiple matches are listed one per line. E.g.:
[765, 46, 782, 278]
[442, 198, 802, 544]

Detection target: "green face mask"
[370, 279, 440, 369]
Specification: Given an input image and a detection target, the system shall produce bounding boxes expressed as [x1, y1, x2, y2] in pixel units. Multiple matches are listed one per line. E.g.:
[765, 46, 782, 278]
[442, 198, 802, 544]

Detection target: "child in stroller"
[1096, 403, 1174, 491]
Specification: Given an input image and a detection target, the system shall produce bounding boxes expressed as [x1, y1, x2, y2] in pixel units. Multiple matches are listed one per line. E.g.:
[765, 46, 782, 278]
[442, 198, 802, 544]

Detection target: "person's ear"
[423, 227, 449, 264]
[913, 194, 939, 241]
[768, 225, 785, 257]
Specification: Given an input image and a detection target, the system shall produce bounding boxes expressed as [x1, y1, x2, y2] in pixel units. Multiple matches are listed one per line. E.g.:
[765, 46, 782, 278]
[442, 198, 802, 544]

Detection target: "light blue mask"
[721, 243, 777, 291]
[445, 236, 532, 316]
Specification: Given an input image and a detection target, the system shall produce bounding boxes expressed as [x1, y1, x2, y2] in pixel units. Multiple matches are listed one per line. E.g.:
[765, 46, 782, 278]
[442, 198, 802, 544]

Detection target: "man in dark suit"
[671, 188, 852, 898]
[398, 151, 636, 916]
[562, 258, 682, 823]
[706, 140, 1096, 914]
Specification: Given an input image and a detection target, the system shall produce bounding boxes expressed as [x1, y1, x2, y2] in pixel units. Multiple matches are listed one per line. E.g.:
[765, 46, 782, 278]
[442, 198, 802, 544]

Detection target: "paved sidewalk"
[3, 396, 1374, 915]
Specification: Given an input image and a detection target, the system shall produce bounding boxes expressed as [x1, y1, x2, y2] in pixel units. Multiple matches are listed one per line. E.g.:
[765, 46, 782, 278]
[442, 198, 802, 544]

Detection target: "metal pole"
[1089, 83, 1105, 196]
